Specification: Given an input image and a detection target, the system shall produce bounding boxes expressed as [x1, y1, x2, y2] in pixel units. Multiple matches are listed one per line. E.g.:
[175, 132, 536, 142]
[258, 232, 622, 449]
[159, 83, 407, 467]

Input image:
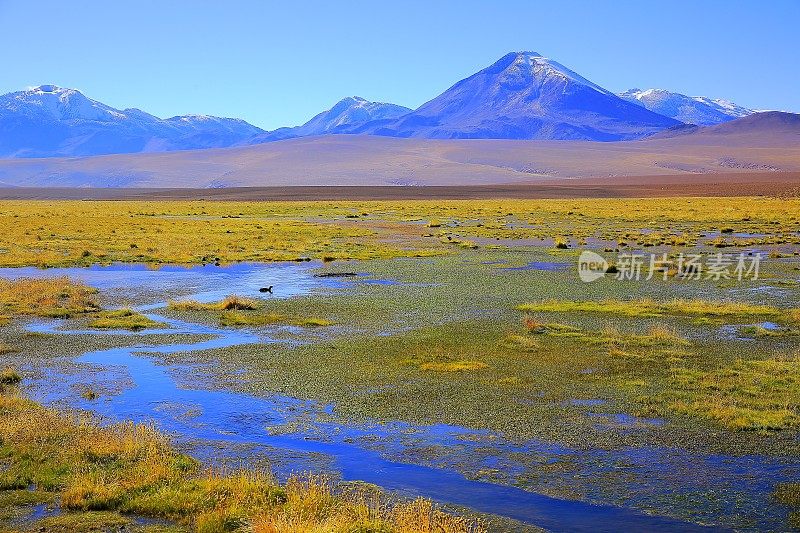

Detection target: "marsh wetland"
[2, 197, 800, 532]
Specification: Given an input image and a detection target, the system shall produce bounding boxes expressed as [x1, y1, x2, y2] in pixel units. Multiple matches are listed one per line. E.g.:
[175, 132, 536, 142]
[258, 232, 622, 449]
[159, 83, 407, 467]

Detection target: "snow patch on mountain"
[619, 88, 753, 125]
[248, 96, 411, 142]
[0, 85, 265, 158]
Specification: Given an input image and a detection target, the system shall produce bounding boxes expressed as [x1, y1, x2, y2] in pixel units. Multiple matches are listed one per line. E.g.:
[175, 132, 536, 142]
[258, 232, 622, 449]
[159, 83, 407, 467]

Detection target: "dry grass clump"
[219, 311, 333, 328]
[169, 295, 261, 312]
[420, 361, 489, 372]
[523, 315, 544, 333]
[589, 325, 690, 348]
[219, 311, 288, 327]
[80, 386, 99, 400]
[167, 299, 210, 311]
[252, 477, 481, 533]
[0, 276, 99, 319]
[645, 324, 686, 342]
[88, 308, 165, 330]
[0, 343, 19, 355]
[0, 366, 22, 385]
[218, 295, 261, 311]
[519, 298, 782, 320]
[0, 388, 482, 532]
[170, 296, 333, 329]
[499, 334, 539, 352]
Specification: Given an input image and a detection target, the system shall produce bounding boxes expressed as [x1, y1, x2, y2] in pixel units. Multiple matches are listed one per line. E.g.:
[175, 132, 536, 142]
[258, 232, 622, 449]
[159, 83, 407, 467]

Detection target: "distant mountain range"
[0, 85, 265, 158]
[619, 88, 753, 126]
[0, 111, 797, 188]
[0, 52, 770, 158]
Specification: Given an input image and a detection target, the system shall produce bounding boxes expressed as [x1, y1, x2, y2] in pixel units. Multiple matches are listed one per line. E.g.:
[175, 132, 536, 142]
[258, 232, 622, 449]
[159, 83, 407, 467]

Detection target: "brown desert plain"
[0, 111, 797, 195]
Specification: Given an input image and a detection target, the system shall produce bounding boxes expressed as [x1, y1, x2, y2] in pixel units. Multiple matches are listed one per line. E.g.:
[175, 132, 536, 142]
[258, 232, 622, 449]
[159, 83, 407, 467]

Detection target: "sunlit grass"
[586, 325, 691, 348]
[0, 343, 18, 355]
[170, 297, 333, 329]
[1, 197, 799, 527]
[169, 295, 261, 311]
[88, 308, 165, 330]
[218, 311, 286, 327]
[219, 311, 333, 328]
[0, 197, 798, 267]
[0, 367, 21, 385]
[639, 355, 800, 431]
[0, 277, 99, 319]
[420, 360, 489, 372]
[519, 298, 784, 320]
[0, 200, 452, 267]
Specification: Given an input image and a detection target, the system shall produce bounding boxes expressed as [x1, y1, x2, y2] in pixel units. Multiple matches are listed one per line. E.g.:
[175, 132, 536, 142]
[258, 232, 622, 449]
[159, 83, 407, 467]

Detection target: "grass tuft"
[88, 308, 165, 330]
[218, 295, 261, 311]
[0, 343, 19, 355]
[0, 366, 22, 385]
[169, 295, 261, 312]
[219, 311, 286, 327]
[170, 297, 333, 329]
[0, 277, 99, 319]
[519, 298, 782, 320]
[420, 361, 489, 372]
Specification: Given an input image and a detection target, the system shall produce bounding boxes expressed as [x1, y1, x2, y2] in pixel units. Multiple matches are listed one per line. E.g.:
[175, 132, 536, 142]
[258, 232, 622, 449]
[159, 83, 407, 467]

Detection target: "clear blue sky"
[1, 0, 797, 130]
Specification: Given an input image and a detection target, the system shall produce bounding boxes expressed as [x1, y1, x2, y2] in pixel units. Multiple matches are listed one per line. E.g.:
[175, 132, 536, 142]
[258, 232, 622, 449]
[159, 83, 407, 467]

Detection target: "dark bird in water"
[259, 286, 273, 293]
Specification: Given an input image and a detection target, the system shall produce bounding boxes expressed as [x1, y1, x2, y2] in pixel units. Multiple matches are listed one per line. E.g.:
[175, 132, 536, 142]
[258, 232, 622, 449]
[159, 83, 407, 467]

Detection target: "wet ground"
[2, 262, 798, 531]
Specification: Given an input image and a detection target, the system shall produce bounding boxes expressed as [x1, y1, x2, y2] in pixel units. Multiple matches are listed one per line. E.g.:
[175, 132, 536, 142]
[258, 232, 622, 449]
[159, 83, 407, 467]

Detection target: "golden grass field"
[0, 196, 798, 267]
[2, 195, 800, 530]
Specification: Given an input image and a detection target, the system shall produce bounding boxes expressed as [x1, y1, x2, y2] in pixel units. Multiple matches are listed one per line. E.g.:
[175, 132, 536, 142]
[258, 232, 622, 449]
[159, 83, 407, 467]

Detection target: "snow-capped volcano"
[0, 85, 264, 158]
[359, 52, 680, 140]
[494, 52, 612, 96]
[619, 88, 753, 125]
